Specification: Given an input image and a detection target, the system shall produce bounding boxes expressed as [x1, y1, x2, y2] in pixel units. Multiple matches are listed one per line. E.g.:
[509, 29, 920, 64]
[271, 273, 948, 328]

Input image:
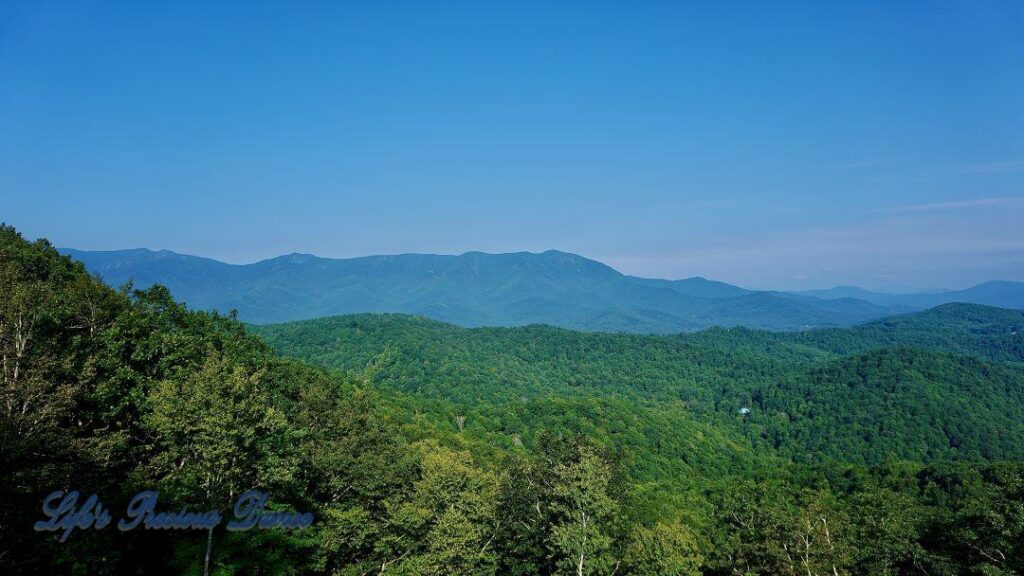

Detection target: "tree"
[494, 453, 551, 576]
[548, 444, 619, 576]
[847, 488, 924, 575]
[293, 368, 418, 576]
[943, 465, 1024, 575]
[0, 226, 128, 574]
[623, 521, 703, 576]
[143, 352, 299, 575]
[384, 441, 498, 576]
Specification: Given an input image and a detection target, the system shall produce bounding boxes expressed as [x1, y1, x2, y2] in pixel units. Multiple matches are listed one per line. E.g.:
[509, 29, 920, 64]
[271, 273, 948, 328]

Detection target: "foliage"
[254, 312, 1024, 465]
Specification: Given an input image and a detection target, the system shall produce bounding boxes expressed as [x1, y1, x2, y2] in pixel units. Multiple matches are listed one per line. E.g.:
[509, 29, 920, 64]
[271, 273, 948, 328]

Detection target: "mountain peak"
[284, 252, 319, 262]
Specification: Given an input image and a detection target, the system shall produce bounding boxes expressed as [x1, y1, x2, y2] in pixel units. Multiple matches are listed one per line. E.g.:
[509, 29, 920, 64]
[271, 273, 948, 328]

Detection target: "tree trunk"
[204, 526, 214, 576]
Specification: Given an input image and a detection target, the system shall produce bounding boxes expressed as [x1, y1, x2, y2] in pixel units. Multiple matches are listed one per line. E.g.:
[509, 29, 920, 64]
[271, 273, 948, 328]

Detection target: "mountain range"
[61, 247, 1024, 332]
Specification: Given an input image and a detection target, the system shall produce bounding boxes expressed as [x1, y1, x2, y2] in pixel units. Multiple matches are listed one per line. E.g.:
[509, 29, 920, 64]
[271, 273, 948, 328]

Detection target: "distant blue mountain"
[62, 247, 941, 332]
[797, 281, 1024, 310]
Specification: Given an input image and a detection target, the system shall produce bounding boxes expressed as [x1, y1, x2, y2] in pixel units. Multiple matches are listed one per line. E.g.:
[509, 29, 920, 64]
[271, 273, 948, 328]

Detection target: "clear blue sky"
[2, 1, 1023, 290]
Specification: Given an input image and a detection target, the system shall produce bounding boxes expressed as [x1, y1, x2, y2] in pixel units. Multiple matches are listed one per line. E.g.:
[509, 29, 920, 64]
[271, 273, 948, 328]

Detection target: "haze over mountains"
[796, 282, 1024, 310]
[62, 247, 1024, 333]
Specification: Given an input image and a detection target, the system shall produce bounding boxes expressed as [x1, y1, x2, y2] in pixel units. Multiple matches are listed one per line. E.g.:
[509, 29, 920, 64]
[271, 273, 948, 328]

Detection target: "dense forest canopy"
[253, 310, 1024, 466]
[3, 225, 1023, 575]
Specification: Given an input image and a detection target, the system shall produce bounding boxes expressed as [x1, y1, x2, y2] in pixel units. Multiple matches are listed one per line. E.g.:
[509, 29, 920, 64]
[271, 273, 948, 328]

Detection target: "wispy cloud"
[958, 159, 1024, 173]
[874, 196, 1023, 213]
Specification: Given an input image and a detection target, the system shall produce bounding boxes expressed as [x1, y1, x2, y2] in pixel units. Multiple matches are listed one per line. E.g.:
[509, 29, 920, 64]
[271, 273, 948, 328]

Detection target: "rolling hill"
[682, 302, 1024, 364]
[251, 304, 1024, 465]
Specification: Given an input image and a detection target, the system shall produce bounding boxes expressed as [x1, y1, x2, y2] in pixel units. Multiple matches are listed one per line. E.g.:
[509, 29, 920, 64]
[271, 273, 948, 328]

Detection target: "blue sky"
[2, 1, 1023, 290]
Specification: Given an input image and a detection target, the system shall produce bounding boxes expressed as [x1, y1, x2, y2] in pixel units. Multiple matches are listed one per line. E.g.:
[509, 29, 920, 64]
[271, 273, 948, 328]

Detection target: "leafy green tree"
[548, 444, 620, 576]
[143, 352, 299, 575]
[847, 488, 924, 575]
[384, 441, 498, 576]
[622, 521, 703, 576]
[494, 453, 551, 576]
[942, 465, 1024, 575]
[0, 226, 129, 573]
[290, 367, 419, 576]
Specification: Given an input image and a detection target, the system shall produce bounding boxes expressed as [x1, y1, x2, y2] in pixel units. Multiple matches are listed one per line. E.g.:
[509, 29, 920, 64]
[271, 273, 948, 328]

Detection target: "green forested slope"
[751, 347, 1024, 462]
[795, 302, 1024, 362]
[254, 312, 1024, 465]
[679, 302, 1024, 364]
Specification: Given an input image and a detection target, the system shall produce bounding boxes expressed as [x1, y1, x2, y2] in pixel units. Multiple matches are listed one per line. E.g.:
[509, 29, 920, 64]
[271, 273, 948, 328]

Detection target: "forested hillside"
[4, 225, 1024, 575]
[682, 302, 1024, 364]
[254, 311, 1024, 465]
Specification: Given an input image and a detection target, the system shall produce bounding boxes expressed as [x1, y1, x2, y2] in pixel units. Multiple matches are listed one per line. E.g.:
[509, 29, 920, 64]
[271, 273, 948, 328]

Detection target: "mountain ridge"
[61, 247, 1023, 332]
[797, 280, 1024, 309]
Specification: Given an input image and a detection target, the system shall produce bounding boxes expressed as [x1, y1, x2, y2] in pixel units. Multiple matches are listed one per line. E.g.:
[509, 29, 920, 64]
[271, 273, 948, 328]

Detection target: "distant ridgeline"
[3, 226, 1023, 575]
[62, 246, 1024, 332]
